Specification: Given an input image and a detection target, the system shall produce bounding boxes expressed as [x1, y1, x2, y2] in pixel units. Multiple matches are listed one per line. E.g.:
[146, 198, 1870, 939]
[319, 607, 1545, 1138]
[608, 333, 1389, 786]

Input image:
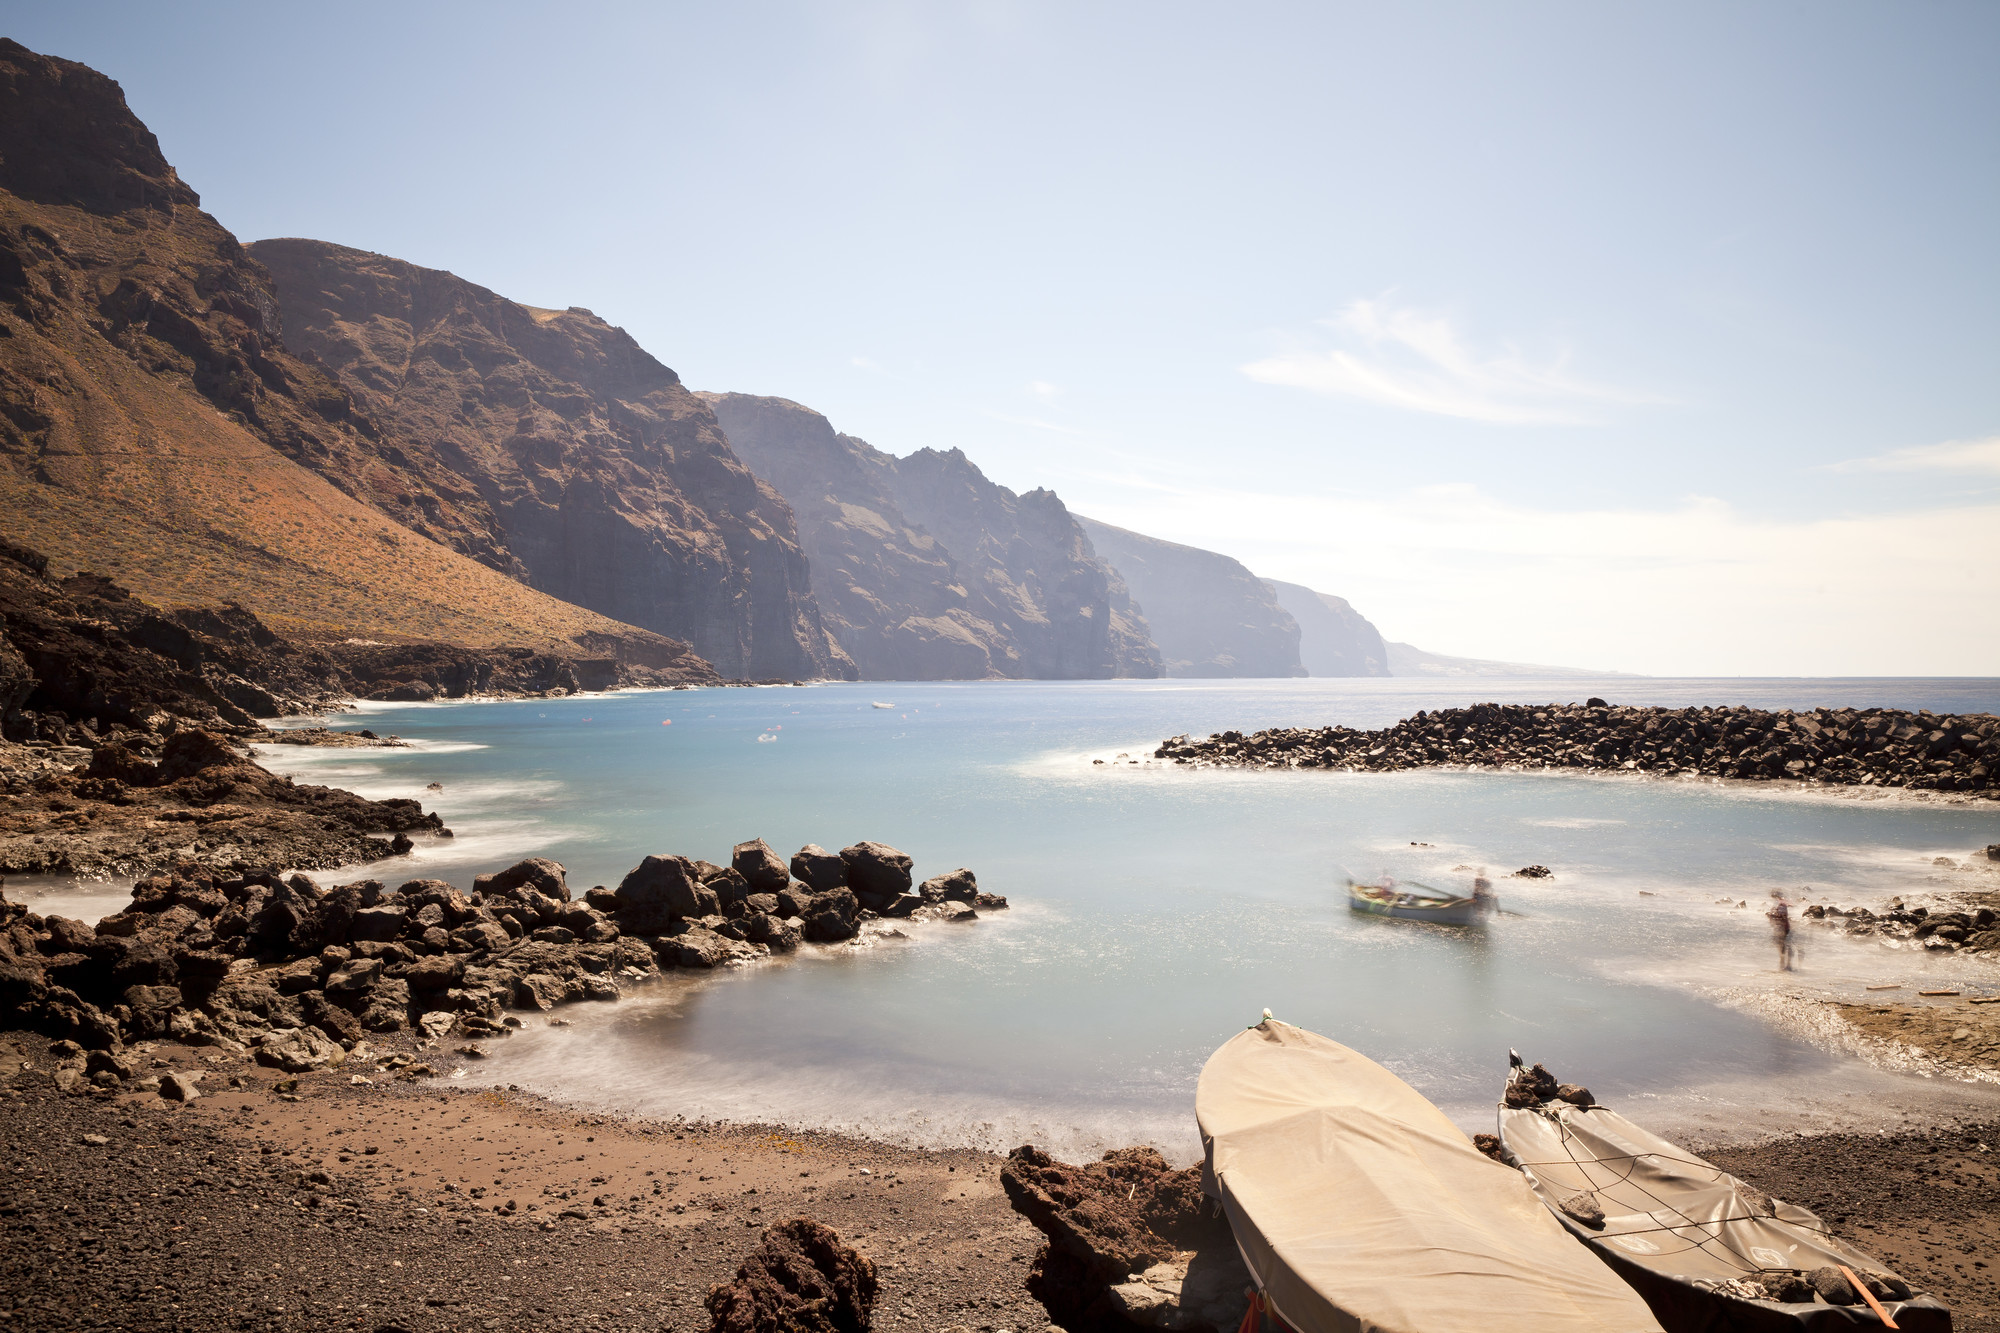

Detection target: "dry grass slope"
[0, 39, 696, 659]
[0, 324, 659, 648]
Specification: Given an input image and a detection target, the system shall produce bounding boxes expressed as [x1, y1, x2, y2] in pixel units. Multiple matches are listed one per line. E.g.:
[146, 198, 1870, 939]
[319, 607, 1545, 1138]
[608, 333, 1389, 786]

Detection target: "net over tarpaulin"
[1499, 1099, 1951, 1331]
[1196, 1021, 1664, 1333]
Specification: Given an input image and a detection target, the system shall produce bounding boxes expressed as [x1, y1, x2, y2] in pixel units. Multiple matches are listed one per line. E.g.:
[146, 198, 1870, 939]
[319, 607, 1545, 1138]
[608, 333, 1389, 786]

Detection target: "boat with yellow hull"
[1346, 875, 1483, 926]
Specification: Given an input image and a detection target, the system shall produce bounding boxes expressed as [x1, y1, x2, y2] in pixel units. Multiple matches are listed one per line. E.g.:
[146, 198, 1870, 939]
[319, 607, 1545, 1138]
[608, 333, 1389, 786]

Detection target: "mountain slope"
[247, 240, 851, 681]
[1074, 518, 1304, 678]
[1263, 580, 1390, 677]
[705, 393, 1160, 680]
[0, 38, 706, 674]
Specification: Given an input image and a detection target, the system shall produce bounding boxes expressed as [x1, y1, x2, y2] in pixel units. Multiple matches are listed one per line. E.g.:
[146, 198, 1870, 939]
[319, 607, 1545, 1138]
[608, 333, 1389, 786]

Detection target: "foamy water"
[93, 678, 2000, 1153]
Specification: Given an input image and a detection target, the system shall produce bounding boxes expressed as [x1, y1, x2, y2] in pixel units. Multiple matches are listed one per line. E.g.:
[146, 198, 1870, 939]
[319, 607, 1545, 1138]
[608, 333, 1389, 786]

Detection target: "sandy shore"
[3, 1018, 1997, 1333]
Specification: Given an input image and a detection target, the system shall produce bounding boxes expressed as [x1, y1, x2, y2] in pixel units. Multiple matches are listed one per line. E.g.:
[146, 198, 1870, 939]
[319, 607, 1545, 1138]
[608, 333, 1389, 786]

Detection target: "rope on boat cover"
[1528, 1112, 1833, 1271]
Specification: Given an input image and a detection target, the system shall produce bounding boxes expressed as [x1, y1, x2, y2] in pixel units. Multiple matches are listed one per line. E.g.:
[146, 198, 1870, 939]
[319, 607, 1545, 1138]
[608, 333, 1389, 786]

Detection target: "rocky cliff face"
[1263, 580, 1390, 677]
[0, 39, 705, 666]
[704, 393, 1160, 680]
[1074, 519, 1304, 678]
[247, 241, 850, 681]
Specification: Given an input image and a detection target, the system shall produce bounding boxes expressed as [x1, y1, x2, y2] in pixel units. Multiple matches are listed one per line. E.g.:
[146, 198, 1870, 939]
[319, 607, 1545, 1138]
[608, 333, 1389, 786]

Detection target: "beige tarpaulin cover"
[1196, 1021, 1664, 1333]
[1499, 1099, 1951, 1330]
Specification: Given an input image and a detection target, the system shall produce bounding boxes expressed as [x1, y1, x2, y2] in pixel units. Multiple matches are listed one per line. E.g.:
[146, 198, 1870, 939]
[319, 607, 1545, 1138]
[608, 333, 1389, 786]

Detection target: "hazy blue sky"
[8, 2, 1995, 673]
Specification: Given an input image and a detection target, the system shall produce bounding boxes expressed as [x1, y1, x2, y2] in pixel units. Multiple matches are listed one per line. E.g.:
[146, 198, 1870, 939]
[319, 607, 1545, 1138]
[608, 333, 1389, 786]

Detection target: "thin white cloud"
[1242, 298, 1657, 425]
[1829, 434, 2000, 475]
[986, 411, 1092, 437]
[1025, 380, 1059, 399]
[1079, 480, 2000, 676]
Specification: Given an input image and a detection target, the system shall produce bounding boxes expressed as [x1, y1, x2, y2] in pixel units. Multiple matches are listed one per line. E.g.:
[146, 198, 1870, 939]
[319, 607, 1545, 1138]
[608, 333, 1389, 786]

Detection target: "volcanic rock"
[731, 840, 790, 893]
[613, 855, 717, 932]
[1004, 1144, 1229, 1329]
[705, 1218, 878, 1333]
[1155, 700, 2000, 798]
[840, 842, 913, 902]
[789, 844, 847, 892]
[476, 858, 570, 903]
[1807, 1266, 1858, 1305]
[255, 1027, 346, 1073]
[917, 868, 977, 904]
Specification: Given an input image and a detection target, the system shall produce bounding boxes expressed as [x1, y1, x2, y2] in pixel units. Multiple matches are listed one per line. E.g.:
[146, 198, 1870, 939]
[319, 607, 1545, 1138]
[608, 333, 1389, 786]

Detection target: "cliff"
[704, 393, 1160, 680]
[246, 241, 851, 681]
[0, 39, 707, 673]
[1262, 580, 1390, 677]
[1073, 519, 1304, 678]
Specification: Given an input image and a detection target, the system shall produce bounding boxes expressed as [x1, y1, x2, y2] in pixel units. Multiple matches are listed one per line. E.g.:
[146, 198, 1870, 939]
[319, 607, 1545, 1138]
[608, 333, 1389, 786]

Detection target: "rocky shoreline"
[0, 535, 835, 878]
[1805, 889, 2000, 962]
[0, 729, 447, 879]
[0, 538, 715, 754]
[0, 837, 1004, 1069]
[1155, 699, 2000, 796]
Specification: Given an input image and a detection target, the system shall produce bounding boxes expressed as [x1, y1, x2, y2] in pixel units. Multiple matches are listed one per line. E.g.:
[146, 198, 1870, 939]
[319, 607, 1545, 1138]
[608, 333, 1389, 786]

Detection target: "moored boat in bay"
[1346, 873, 1485, 927]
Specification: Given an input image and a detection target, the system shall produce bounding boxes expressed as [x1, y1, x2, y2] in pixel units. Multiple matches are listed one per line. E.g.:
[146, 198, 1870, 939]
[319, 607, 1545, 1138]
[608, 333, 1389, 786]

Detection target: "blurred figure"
[1472, 869, 1496, 914]
[1767, 888, 1793, 971]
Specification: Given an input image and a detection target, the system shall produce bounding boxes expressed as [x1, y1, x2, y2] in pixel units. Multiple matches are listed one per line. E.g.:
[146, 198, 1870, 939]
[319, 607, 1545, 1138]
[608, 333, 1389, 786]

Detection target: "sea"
[18, 677, 2000, 1160]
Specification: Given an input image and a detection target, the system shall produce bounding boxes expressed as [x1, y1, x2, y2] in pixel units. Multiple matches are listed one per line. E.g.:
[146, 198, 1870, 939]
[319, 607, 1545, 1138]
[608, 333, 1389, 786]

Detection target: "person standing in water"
[1767, 888, 1793, 971]
[1472, 870, 1496, 915]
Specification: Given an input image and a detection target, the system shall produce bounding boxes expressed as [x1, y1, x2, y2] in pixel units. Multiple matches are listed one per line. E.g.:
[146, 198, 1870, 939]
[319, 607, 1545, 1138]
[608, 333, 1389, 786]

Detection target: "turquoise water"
[226, 677, 2000, 1157]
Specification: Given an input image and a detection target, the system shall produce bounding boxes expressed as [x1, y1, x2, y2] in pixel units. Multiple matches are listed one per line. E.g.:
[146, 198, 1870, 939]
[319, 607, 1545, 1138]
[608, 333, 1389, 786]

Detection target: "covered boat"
[1346, 875, 1482, 927]
[1196, 1019, 1665, 1333]
[1496, 1063, 1951, 1331]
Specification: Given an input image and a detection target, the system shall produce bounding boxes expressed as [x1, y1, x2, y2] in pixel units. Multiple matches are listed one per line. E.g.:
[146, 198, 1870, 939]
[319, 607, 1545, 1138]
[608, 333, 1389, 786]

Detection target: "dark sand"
[3, 1025, 1996, 1333]
[1706, 1123, 2000, 1332]
[0, 1031, 1048, 1333]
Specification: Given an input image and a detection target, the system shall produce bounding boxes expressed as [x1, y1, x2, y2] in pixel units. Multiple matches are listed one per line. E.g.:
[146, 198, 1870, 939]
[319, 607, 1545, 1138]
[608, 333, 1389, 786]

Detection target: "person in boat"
[1472, 870, 1496, 914]
[1767, 887, 1793, 971]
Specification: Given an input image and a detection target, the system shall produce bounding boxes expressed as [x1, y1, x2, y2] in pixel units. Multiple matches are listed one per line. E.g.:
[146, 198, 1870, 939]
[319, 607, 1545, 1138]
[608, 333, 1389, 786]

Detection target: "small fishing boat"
[1346, 874, 1482, 926]
[1496, 1058, 1950, 1331]
[871, 701, 896, 709]
[1197, 1018, 1665, 1332]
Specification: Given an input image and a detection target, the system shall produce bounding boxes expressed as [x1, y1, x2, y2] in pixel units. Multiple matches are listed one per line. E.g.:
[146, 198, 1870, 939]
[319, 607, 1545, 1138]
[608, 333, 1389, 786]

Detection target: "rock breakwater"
[1155, 701, 1999, 796]
[0, 840, 1005, 1077]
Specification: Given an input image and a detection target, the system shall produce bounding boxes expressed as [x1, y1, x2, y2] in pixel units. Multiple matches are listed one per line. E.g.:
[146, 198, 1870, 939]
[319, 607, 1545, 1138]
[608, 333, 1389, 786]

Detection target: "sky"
[7, 2, 1996, 675]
